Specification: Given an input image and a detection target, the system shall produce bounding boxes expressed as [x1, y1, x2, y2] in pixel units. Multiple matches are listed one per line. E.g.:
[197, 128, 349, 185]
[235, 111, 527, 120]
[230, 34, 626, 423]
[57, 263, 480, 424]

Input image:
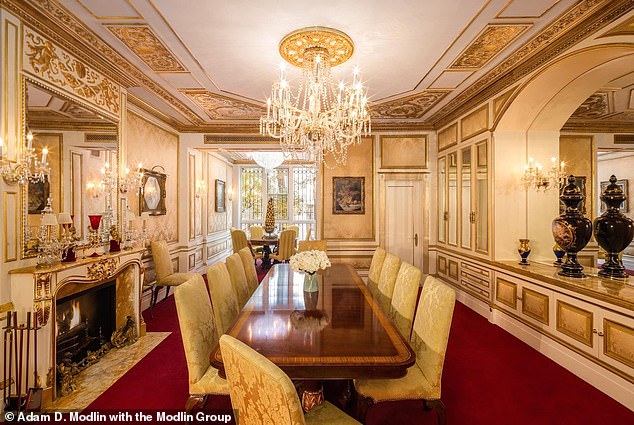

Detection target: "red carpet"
[87, 268, 634, 424]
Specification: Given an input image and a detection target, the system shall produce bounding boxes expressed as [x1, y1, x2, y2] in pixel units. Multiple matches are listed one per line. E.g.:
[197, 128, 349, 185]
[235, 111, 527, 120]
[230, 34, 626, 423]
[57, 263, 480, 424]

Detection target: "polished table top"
[210, 263, 415, 379]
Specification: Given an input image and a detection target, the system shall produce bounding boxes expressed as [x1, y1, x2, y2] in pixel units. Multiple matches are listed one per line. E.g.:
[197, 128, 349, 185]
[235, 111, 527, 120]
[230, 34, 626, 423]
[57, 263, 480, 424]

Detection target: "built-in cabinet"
[437, 251, 492, 302]
[438, 138, 489, 256]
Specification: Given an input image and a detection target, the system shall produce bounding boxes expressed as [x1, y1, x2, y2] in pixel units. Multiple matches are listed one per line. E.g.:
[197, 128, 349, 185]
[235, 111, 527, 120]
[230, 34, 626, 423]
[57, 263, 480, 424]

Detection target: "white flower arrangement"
[289, 250, 331, 274]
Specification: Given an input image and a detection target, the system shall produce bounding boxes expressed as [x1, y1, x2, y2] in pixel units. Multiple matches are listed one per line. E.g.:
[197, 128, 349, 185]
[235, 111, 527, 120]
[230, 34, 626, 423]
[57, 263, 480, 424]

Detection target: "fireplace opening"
[55, 281, 116, 389]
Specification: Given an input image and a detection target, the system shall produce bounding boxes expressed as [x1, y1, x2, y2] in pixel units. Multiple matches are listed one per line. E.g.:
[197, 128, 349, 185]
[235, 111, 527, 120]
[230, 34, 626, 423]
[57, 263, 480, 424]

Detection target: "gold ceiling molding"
[449, 24, 531, 70]
[371, 90, 451, 119]
[105, 25, 186, 72]
[569, 91, 614, 120]
[76, 0, 143, 20]
[182, 90, 264, 120]
[431, 0, 631, 128]
[7, 0, 203, 125]
[23, 27, 120, 115]
[599, 15, 634, 37]
[279, 27, 354, 67]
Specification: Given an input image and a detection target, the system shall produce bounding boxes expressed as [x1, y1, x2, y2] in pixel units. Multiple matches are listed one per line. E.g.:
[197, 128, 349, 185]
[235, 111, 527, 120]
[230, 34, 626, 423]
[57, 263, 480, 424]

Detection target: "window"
[239, 166, 316, 239]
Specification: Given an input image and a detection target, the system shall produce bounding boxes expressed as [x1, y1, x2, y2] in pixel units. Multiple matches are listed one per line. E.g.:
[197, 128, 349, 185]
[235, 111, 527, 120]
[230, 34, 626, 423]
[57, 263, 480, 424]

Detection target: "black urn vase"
[552, 176, 593, 278]
[593, 175, 634, 279]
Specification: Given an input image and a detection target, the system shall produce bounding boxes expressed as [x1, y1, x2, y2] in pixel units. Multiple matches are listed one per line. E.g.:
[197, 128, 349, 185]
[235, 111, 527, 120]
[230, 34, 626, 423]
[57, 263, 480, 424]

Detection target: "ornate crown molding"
[371, 90, 450, 119]
[181, 90, 264, 120]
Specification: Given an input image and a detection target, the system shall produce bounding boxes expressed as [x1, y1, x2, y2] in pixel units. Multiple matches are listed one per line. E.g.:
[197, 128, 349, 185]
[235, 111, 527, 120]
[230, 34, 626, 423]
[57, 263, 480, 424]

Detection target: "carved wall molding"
[23, 27, 121, 115]
[33, 272, 52, 326]
[182, 90, 264, 120]
[87, 257, 120, 281]
[371, 90, 450, 119]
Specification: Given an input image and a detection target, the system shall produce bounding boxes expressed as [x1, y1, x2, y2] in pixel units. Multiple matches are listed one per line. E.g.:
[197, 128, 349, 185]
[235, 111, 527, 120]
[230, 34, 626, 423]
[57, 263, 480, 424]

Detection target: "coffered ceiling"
[23, 0, 634, 130]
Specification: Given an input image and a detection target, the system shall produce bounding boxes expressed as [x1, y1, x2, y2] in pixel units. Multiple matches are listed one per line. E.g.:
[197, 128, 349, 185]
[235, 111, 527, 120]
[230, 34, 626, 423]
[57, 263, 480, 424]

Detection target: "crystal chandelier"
[250, 152, 285, 171]
[260, 27, 371, 167]
[521, 157, 567, 191]
[0, 131, 50, 185]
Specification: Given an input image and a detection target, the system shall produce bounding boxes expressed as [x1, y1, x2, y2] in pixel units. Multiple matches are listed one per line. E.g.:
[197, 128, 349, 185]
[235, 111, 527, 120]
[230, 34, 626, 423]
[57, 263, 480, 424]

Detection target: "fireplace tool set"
[3, 311, 42, 413]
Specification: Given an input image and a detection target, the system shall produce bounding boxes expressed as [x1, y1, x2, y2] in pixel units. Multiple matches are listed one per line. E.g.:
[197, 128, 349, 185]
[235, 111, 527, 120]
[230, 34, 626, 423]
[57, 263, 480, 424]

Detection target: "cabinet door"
[448, 152, 458, 246]
[438, 157, 446, 243]
[599, 310, 634, 377]
[554, 294, 597, 356]
[460, 146, 472, 250]
[475, 141, 488, 253]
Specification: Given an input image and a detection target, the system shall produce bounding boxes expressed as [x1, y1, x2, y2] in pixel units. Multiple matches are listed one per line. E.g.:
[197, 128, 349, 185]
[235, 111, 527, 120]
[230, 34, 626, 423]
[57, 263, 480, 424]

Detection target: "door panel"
[385, 180, 423, 267]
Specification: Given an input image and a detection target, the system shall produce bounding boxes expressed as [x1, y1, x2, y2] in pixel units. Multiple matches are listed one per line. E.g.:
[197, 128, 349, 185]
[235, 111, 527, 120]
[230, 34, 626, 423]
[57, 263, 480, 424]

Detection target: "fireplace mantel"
[8, 248, 145, 404]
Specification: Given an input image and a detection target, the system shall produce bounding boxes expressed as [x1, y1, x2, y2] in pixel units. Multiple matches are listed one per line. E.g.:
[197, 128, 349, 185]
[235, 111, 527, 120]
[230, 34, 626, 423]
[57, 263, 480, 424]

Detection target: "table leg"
[262, 245, 272, 268]
[301, 380, 324, 412]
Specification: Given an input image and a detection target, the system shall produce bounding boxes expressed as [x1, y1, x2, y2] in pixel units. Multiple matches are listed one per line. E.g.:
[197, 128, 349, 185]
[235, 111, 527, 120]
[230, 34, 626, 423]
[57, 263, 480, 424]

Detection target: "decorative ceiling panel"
[371, 90, 450, 119]
[449, 24, 531, 70]
[496, 0, 561, 18]
[182, 90, 264, 120]
[75, 0, 142, 20]
[429, 71, 473, 89]
[105, 25, 186, 72]
[570, 91, 613, 119]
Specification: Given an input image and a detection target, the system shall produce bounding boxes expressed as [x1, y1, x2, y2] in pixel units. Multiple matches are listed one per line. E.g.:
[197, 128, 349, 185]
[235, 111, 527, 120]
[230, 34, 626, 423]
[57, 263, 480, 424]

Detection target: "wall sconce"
[0, 131, 51, 185]
[227, 187, 233, 202]
[522, 157, 566, 191]
[119, 162, 144, 194]
[86, 181, 103, 199]
[195, 180, 206, 199]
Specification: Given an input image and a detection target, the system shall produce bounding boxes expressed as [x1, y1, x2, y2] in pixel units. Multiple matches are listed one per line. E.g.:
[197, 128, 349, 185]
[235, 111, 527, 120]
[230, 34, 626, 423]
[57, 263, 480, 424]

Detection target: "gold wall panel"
[105, 25, 186, 72]
[449, 24, 531, 70]
[461, 105, 489, 141]
[380, 135, 427, 169]
[603, 319, 634, 370]
[438, 123, 458, 151]
[4, 192, 19, 262]
[495, 278, 518, 309]
[448, 259, 459, 280]
[322, 137, 374, 240]
[182, 90, 263, 120]
[521, 287, 549, 325]
[492, 88, 515, 123]
[207, 154, 229, 235]
[126, 112, 178, 243]
[560, 135, 594, 219]
[438, 255, 447, 275]
[188, 253, 195, 270]
[556, 300, 593, 348]
[371, 90, 450, 119]
[23, 27, 120, 116]
[3, 19, 19, 160]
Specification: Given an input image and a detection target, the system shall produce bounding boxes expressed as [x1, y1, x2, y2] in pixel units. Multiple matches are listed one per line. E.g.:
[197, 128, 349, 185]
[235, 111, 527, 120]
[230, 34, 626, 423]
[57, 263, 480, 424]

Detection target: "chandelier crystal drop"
[260, 27, 371, 167]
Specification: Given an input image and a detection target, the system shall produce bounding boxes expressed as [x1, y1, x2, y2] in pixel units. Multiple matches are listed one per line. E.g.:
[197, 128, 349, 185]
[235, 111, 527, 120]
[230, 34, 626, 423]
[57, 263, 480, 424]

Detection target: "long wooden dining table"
[210, 263, 415, 410]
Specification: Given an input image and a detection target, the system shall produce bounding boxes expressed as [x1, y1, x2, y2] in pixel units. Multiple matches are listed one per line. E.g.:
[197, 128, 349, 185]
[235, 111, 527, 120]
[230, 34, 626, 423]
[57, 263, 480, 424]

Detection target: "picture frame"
[559, 175, 586, 215]
[28, 179, 50, 214]
[333, 176, 365, 214]
[600, 179, 629, 213]
[139, 166, 167, 216]
[215, 179, 226, 213]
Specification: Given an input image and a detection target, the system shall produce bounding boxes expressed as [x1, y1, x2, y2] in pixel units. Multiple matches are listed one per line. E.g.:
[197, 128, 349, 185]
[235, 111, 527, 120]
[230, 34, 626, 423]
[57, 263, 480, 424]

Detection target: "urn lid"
[559, 175, 584, 211]
[600, 175, 626, 210]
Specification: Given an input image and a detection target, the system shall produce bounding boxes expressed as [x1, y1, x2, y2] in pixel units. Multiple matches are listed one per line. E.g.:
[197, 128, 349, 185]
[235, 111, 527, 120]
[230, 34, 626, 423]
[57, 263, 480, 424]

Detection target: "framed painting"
[215, 179, 226, 212]
[559, 176, 586, 215]
[28, 179, 50, 214]
[139, 166, 167, 216]
[600, 179, 629, 213]
[333, 176, 365, 214]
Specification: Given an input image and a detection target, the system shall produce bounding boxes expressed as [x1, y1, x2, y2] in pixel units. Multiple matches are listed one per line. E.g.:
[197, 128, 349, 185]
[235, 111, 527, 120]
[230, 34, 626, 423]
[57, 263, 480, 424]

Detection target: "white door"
[385, 179, 423, 267]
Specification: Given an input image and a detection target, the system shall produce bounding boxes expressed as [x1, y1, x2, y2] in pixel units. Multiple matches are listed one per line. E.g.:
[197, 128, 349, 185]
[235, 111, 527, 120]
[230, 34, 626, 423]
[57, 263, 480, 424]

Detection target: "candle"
[41, 147, 48, 165]
[0, 137, 4, 159]
[26, 131, 33, 150]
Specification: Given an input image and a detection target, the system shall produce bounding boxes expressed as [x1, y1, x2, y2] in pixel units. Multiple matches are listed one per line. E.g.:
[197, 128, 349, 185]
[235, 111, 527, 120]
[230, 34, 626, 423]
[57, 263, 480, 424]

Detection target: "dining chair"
[298, 240, 327, 252]
[226, 253, 251, 306]
[150, 240, 198, 317]
[355, 276, 456, 425]
[206, 262, 240, 335]
[238, 247, 259, 293]
[376, 253, 401, 313]
[270, 229, 297, 263]
[219, 334, 360, 424]
[285, 224, 300, 238]
[174, 274, 229, 413]
[249, 225, 265, 240]
[231, 229, 250, 254]
[367, 247, 387, 297]
[389, 262, 422, 339]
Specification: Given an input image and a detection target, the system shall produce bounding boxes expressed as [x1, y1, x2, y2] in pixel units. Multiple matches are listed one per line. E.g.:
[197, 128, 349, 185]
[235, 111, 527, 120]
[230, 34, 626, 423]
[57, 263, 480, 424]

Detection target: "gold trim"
[438, 123, 458, 152]
[188, 153, 196, 240]
[70, 151, 85, 240]
[495, 278, 518, 309]
[3, 192, 19, 262]
[522, 287, 550, 325]
[438, 255, 447, 275]
[448, 259, 459, 280]
[603, 318, 634, 369]
[279, 27, 354, 68]
[180, 89, 264, 121]
[75, 0, 143, 20]
[556, 300, 594, 348]
[460, 104, 490, 141]
[4, 19, 19, 162]
[379, 135, 428, 169]
[495, 0, 563, 19]
[371, 90, 451, 120]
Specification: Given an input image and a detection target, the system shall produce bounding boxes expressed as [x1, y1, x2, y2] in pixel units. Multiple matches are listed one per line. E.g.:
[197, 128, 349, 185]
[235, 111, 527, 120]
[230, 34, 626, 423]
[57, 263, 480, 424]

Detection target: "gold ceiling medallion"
[278, 27, 354, 68]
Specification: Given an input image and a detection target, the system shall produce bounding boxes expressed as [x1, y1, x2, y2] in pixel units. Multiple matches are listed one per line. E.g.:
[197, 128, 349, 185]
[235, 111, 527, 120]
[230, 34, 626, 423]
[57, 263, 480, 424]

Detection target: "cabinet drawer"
[460, 261, 490, 278]
[461, 270, 490, 291]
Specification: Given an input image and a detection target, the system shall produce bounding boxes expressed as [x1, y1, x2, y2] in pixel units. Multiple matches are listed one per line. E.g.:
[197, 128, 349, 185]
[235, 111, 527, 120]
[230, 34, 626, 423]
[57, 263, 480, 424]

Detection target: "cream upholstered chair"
[150, 240, 197, 317]
[284, 224, 299, 238]
[298, 240, 327, 252]
[206, 262, 240, 334]
[355, 276, 456, 425]
[389, 262, 422, 339]
[220, 334, 359, 425]
[270, 229, 297, 263]
[238, 247, 259, 293]
[226, 253, 251, 306]
[249, 225, 265, 240]
[376, 253, 401, 313]
[174, 274, 229, 413]
[231, 229, 249, 254]
[367, 247, 386, 298]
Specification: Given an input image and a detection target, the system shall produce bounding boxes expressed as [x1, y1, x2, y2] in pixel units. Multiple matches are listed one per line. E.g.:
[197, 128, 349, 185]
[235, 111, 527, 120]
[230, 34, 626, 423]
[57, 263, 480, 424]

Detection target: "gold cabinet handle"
[597, 331, 604, 337]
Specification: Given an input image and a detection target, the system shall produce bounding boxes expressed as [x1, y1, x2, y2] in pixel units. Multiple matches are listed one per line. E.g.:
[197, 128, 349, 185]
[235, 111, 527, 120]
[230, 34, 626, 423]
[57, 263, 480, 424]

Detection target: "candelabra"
[36, 198, 65, 267]
[0, 132, 50, 185]
[521, 157, 566, 191]
[119, 163, 144, 194]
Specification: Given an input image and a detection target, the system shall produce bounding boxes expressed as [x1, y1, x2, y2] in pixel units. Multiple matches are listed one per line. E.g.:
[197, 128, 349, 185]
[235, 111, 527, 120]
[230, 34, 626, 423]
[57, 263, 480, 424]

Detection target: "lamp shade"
[41, 213, 58, 226]
[58, 212, 73, 225]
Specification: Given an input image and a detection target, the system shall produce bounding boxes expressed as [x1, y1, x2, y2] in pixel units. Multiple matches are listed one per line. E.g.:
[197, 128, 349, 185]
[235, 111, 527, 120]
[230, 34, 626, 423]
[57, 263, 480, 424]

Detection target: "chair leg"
[164, 286, 171, 300]
[151, 287, 159, 318]
[185, 394, 208, 415]
[423, 399, 446, 425]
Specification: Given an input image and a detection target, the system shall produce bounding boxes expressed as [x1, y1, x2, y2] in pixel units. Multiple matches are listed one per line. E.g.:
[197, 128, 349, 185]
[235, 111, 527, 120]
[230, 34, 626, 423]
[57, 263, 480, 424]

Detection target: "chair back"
[297, 240, 327, 252]
[411, 276, 456, 398]
[206, 262, 240, 334]
[305, 225, 312, 241]
[231, 230, 249, 254]
[174, 275, 219, 389]
[249, 225, 265, 240]
[367, 247, 386, 296]
[376, 253, 401, 312]
[389, 262, 421, 339]
[151, 240, 174, 283]
[285, 225, 299, 238]
[226, 253, 250, 306]
[238, 247, 259, 293]
[276, 229, 297, 261]
[220, 334, 306, 425]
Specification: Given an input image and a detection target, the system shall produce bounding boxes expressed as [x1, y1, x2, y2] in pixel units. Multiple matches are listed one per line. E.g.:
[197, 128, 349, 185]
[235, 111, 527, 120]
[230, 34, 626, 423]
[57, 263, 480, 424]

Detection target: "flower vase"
[518, 239, 531, 265]
[303, 272, 319, 293]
